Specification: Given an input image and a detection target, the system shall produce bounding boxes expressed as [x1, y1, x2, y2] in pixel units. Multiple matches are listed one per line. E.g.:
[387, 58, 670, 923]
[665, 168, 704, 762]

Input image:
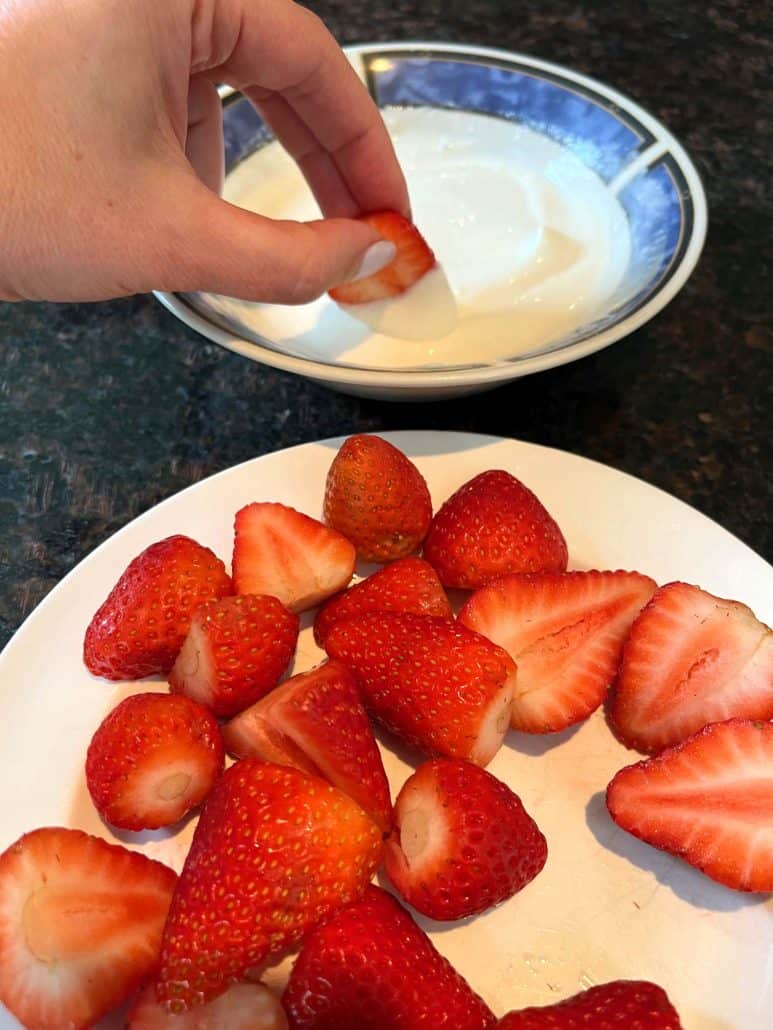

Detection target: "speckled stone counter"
[0, 0, 771, 646]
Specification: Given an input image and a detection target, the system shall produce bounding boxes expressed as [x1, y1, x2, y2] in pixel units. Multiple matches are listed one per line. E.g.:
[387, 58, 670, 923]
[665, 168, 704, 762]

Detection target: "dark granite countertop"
[0, 0, 771, 647]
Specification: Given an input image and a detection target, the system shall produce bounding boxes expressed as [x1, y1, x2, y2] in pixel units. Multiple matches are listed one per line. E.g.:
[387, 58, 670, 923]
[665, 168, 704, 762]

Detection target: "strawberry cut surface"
[129, 981, 288, 1029]
[606, 718, 773, 892]
[497, 979, 683, 1028]
[609, 581, 773, 752]
[460, 570, 656, 733]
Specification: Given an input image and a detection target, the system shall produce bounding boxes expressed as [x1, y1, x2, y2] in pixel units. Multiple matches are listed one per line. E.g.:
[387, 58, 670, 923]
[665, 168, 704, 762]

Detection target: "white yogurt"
[216, 106, 631, 368]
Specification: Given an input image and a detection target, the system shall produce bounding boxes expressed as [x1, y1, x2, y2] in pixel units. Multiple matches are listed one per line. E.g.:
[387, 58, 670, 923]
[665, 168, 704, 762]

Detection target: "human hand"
[0, 0, 409, 303]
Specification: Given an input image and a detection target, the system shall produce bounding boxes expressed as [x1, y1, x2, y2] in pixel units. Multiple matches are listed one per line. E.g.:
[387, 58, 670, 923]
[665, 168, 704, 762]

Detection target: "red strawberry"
[323, 435, 433, 563]
[324, 612, 515, 766]
[168, 594, 299, 718]
[385, 759, 547, 920]
[84, 535, 232, 681]
[496, 980, 683, 1029]
[155, 761, 383, 1011]
[85, 692, 224, 831]
[328, 211, 436, 304]
[232, 503, 355, 613]
[606, 718, 773, 892]
[282, 886, 495, 1029]
[459, 570, 656, 733]
[223, 660, 392, 833]
[608, 582, 773, 752]
[0, 827, 177, 1030]
[314, 557, 451, 646]
[129, 981, 288, 1029]
[423, 470, 568, 589]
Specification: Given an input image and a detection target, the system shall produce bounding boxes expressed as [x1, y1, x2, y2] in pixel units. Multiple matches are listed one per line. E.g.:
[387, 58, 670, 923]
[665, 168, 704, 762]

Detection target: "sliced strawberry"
[85, 692, 224, 831]
[459, 570, 656, 733]
[606, 718, 773, 892]
[423, 470, 568, 590]
[222, 660, 392, 833]
[129, 981, 288, 1028]
[328, 211, 436, 304]
[497, 980, 683, 1028]
[84, 535, 232, 680]
[314, 557, 451, 647]
[232, 503, 355, 613]
[282, 886, 495, 1030]
[608, 582, 773, 752]
[0, 828, 176, 1030]
[168, 594, 299, 718]
[323, 435, 433, 563]
[155, 761, 383, 1011]
[385, 759, 547, 920]
[324, 612, 515, 766]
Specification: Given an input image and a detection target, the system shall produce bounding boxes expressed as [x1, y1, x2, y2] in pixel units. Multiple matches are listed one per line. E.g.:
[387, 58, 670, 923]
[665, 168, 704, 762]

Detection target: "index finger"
[197, 0, 410, 219]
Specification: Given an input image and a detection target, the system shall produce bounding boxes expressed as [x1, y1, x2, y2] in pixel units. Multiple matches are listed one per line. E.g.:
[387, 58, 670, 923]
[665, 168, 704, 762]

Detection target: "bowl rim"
[155, 40, 708, 389]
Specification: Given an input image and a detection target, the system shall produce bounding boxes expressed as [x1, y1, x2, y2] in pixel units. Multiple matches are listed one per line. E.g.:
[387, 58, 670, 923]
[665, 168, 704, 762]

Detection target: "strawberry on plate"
[459, 570, 656, 733]
[282, 885, 495, 1030]
[324, 612, 516, 766]
[232, 503, 355, 613]
[86, 692, 224, 831]
[323, 435, 433, 563]
[423, 470, 568, 589]
[84, 535, 232, 680]
[168, 594, 299, 718]
[608, 581, 773, 752]
[385, 759, 547, 920]
[606, 718, 773, 892]
[328, 211, 436, 304]
[496, 980, 683, 1029]
[223, 660, 392, 833]
[155, 760, 383, 1011]
[129, 981, 288, 1029]
[314, 556, 451, 647]
[0, 827, 177, 1030]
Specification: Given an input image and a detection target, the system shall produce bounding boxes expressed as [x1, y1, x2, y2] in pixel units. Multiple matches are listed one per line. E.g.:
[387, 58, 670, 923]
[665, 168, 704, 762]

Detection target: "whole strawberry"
[155, 761, 383, 1011]
[324, 612, 515, 766]
[496, 980, 683, 1028]
[282, 886, 496, 1029]
[84, 535, 232, 680]
[323, 435, 433, 563]
[86, 692, 224, 830]
[385, 759, 547, 920]
[314, 556, 451, 647]
[169, 594, 299, 718]
[423, 470, 568, 589]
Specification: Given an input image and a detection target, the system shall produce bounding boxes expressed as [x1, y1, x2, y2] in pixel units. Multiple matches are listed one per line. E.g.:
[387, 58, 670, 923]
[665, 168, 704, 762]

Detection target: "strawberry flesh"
[129, 981, 288, 1029]
[497, 979, 683, 1028]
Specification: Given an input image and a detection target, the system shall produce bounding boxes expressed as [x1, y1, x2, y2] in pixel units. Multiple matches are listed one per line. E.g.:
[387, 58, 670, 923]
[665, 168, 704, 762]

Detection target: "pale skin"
[0, 0, 410, 303]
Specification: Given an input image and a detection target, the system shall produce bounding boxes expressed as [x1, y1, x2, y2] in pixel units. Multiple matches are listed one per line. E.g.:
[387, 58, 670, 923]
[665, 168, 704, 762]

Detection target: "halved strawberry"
[323, 436, 433, 563]
[155, 761, 383, 1011]
[282, 886, 496, 1030]
[129, 981, 288, 1028]
[497, 980, 683, 1029]
[232, 503, 355, 613]
[459, 570, 656, 733]
[84, 535, 232, 680]
[328, 211, 436, 304]
[0, 828, 177, 1030]
[423, 470, 568, 589]
[85, 692, 224, 831]
[314, 557, 451, 647]
[385, 759, 547, 920]
[324, 612, 515, 766]
[608, 582, 773, 752]
[606, 718, 773, 892]
[168, 594, 299, 718]
[222, 661, 392, 832]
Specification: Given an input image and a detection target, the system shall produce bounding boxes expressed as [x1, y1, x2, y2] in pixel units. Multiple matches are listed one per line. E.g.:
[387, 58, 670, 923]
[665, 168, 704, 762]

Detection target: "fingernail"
[349, 241, 396, 281]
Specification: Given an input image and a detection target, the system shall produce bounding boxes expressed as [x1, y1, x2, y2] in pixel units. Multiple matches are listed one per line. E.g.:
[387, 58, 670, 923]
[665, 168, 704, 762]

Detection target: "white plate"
[0, 432, 770, 1030]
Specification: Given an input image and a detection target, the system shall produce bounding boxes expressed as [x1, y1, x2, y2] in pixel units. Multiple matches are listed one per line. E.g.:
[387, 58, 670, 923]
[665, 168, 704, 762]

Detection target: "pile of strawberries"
[1, 434, 771, 1030]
